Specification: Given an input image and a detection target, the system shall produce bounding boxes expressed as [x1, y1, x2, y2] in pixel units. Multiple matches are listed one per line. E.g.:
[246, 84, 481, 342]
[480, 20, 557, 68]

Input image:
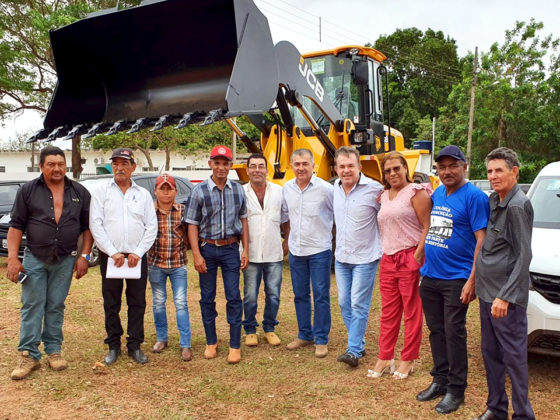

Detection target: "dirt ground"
[0, 258, 559, 419]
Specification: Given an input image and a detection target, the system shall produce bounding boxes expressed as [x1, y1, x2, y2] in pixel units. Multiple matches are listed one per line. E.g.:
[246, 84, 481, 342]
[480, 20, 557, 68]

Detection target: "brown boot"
[226, 348, 241, 364]
[286, 338, 314, 350]
[181, 347, 193, 362]
[204, 344, 218, 359]
[47, 353, 68, 371]
[11, 351, 40, 380]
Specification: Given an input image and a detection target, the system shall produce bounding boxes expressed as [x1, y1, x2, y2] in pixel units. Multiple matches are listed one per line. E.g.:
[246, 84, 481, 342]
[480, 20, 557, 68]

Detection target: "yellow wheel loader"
[33, 0, 437, 187]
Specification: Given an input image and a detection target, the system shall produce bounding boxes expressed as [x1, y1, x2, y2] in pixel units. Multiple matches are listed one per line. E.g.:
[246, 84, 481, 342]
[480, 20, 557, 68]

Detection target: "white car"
[526, 161, 560, 356]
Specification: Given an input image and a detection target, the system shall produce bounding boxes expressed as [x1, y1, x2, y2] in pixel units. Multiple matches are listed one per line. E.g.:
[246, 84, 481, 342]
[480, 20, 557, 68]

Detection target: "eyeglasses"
[383, 166, 403, 175]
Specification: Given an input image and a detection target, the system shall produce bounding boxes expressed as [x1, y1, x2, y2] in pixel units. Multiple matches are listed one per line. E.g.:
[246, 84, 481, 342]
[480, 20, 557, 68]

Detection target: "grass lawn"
[1, 255, 558, 419]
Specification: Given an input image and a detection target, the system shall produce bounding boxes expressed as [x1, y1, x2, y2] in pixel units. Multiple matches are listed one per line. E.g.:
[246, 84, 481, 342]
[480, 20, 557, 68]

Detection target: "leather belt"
[201, 236, 238, 247]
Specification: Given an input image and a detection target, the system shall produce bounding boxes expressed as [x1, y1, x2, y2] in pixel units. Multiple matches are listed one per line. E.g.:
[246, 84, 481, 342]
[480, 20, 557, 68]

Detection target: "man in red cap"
[147, 174, 192, 361]
[184, 145, 249, 364]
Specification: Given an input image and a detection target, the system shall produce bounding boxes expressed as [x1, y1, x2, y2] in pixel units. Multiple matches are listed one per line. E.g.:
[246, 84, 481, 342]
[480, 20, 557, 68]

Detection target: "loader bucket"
[43, 0, 278, 134]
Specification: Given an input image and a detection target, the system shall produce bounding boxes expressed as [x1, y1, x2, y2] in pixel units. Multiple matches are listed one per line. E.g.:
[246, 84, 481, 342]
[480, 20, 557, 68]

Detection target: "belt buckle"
[215, 239, 226, 247]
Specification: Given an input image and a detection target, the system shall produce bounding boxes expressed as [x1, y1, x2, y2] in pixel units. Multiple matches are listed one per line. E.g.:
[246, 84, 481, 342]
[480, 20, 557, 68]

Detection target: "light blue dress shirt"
[333, 174, 383, 264]
[282, 175, 334, 257]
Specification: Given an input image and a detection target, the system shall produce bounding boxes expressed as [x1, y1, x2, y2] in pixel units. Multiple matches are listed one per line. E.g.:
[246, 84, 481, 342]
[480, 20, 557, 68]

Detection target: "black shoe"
[128, 349, 148, 364]
[105, 348, 121, 365]
[435, 393, 464, 414]
[469, 409, 504, 420]
[337, 351, 359, 367]
[416, 382, 447, 401]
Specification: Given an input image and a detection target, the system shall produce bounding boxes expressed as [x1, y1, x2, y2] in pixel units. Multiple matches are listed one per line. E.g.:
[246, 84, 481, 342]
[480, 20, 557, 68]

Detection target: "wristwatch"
[81, 253, 91, 261]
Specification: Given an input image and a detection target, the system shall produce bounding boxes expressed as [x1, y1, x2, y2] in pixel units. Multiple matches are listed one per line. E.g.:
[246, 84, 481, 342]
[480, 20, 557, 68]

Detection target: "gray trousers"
[479, 299, 535, 420]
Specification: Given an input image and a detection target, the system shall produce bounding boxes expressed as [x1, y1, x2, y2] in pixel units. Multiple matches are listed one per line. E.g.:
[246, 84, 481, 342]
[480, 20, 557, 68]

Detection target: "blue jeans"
[148, 265, 191, 348]
[199, 242, 242, 349]
[242, 261, 283, 334]
[335, 259, 379, 357]
[19, 249, 75, 360]
[288, 250, 332, 345]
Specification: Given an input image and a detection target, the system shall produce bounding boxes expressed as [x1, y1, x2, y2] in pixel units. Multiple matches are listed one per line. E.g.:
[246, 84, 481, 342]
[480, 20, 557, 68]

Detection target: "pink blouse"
[377, 183, 430, 255]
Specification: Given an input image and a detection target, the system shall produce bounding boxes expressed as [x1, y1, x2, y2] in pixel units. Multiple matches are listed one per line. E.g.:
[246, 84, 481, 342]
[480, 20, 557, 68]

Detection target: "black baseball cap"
[435, 145, 466, 162]
[110, 148, 135, 163]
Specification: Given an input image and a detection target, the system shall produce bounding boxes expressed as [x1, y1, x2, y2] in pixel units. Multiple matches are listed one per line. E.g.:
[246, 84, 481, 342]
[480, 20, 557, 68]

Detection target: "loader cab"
[293, 46, 387, 154]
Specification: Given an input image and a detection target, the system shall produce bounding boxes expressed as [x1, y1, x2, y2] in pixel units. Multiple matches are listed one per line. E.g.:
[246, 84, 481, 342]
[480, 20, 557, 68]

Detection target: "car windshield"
[80, 178, 111, 192]
[529, 176, 560, 229]
[0, 184, 21, 206]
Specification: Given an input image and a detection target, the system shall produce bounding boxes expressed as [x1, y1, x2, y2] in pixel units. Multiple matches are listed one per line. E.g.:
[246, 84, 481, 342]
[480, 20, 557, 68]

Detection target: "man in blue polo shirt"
[416, 145, 489, 414]
[185, 145, 249, 364]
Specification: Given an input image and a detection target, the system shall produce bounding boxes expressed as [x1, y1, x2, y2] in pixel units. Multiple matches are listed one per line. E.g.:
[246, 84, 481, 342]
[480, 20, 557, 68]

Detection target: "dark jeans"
[479, 300, 535, 420]
[100, 252, 148, 351]
[419, 276, 469, 396]
[199, 242, 242, 349]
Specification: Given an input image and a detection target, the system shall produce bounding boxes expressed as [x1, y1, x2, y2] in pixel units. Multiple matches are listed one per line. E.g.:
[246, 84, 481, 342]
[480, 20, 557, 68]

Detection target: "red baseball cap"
[210, 145, 233, 161]
[155, 173, 176, 189]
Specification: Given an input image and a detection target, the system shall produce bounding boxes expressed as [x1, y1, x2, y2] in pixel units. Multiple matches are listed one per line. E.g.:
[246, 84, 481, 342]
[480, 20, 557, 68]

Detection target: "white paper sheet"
[106, 257, 141, 279]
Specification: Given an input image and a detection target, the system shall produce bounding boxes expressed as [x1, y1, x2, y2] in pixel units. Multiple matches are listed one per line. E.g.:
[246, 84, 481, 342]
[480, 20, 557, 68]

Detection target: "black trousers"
[479, 300, 535, 420]
[419, 276, 469, 396]
[100, 252, 147, 351]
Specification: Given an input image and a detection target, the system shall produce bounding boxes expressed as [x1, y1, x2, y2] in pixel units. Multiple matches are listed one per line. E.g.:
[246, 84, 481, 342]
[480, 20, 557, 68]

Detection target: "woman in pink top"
[367, 151, 432, 380]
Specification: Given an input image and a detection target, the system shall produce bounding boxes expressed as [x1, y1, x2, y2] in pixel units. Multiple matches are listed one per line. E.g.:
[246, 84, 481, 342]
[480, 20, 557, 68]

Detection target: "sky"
[1, 0, 558, 145]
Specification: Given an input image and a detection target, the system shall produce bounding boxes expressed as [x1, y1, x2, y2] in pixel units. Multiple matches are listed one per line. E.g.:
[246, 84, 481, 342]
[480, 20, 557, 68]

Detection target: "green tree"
[438, 20, 560, 181]
[373, 28, 461, 142]
[0, 0, 140, 176]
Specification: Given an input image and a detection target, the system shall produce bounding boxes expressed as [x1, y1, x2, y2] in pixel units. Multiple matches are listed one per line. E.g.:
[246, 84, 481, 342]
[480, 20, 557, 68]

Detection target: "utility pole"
[319, 17, 322, 42]
[466, 46, 478, 180]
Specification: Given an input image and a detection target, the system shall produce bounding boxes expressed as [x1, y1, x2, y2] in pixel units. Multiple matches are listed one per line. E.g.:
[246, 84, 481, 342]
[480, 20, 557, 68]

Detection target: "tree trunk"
[165, 145, 170, 171]
[498, 108, 506, 148]
[72, 134, 82, 179]
[134, 145, 153, 170]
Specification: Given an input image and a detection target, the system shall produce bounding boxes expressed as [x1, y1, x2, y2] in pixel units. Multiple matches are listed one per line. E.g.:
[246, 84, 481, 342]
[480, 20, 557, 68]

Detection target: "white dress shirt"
[334, 174, 383, 264]
[89, 179, 158, 258]
[244, 181, 286, 263]
[282, 175, 334, 257]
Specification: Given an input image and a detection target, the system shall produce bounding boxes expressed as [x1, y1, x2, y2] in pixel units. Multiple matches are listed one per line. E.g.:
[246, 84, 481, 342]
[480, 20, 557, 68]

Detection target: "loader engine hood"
[42, 0, 278, 136]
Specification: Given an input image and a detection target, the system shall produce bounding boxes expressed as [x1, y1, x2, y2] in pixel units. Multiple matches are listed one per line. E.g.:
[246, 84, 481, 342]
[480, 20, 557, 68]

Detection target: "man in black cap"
[89, 148, 158, 365]
[416, 145, 490, 414]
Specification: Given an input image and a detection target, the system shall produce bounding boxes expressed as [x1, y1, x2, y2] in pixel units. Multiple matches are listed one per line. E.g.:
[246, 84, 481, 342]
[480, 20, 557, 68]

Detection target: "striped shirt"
[148, 201, 187, 268]
[183, 177, 247, 239]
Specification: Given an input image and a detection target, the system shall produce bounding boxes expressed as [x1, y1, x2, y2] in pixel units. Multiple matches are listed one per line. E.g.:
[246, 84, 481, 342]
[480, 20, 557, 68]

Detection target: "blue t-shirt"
[421, 182, 489, 280]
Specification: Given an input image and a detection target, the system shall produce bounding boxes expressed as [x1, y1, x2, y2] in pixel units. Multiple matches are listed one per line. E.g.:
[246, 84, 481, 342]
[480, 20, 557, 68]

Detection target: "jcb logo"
[298, 61, 325, 102]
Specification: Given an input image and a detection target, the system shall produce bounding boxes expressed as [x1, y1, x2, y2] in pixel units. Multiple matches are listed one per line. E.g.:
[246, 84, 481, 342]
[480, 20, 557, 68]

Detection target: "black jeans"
[100, 252, 148, 351]
[419, 276, 469, 396]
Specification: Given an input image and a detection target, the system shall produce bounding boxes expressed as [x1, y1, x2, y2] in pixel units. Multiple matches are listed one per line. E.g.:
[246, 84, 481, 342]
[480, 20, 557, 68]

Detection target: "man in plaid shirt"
[185, 145, 249, 364]
[148, 174, 192, 361]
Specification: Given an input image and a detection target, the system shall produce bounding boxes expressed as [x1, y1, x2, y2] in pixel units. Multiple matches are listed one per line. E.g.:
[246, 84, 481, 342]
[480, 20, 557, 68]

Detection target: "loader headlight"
[351, 129, 368, 144]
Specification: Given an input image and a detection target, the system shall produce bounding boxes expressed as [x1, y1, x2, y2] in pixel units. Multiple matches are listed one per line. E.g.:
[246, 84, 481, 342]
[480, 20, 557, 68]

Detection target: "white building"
[0, 149, 242, 182]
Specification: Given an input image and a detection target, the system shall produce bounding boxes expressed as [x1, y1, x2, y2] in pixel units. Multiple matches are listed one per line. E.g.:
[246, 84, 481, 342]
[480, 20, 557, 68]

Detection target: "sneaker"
[315, 344, 328, 358]
[245, 333, 258, 347]
[286, 338, 314, 350]
[11, 351, 40, 380]
[337, 351, 359, 367]
[47, 353, 68, 371]
[263, 332, 281, 346]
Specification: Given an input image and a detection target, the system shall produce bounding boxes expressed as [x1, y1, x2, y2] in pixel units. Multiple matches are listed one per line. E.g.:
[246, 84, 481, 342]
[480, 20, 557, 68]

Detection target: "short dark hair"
[335, 146, 360, 165]
[247, 153, 267, 166]
[485, 147, 520, 170]
[40, 145, 66, 166]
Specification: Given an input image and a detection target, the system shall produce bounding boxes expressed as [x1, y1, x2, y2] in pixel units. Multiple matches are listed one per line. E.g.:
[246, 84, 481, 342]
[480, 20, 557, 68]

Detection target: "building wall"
[0, 150, 243, 181]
